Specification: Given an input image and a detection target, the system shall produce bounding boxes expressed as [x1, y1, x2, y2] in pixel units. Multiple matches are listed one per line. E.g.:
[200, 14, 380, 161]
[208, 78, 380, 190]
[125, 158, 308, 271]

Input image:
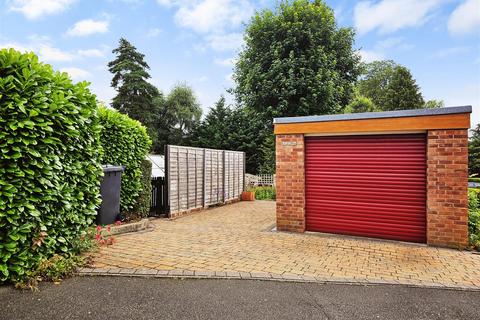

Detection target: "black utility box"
[97, 165, 124, 225]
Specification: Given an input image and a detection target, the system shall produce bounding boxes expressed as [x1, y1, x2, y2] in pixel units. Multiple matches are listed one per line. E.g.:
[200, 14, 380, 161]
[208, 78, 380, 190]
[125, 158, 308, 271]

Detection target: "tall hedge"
[131, 160, 152, 218]
[0, 49, 103, 282]
[98, 107, 151, 218]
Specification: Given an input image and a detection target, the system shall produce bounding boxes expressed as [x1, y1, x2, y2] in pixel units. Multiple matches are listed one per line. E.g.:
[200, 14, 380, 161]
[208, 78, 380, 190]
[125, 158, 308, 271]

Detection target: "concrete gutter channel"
[75, 268, 480, 292]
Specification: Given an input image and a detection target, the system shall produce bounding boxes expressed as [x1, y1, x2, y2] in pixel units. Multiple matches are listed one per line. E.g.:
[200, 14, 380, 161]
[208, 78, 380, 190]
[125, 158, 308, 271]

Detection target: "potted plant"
[241, 186, 256, 201]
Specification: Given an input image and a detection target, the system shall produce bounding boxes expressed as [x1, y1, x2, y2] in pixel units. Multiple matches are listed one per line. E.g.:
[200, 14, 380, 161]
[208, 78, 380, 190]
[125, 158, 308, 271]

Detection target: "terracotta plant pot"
[241, 191, 255, 201]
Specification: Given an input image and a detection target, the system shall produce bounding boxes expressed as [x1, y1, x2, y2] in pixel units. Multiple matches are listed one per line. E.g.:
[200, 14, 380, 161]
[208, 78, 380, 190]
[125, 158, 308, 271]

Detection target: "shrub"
[15, 254, 89, 290]
[253, 186, 276, 200]
[0, 49, 102, 283]
[98, 107, 151, 218]
[131, 160, 152, 219]
[344, 95, 377, 114]
[468, 188, 480, 250]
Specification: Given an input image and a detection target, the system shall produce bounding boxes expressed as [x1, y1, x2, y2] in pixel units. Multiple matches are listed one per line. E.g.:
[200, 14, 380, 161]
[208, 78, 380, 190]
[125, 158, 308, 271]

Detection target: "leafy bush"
[344, 95, 377, 113]
[98, 107, 151, 218]
[253, 186, 276, 200]
[15, 254, 89, 290]
[468, 188, 480, 250]
[0, 49, 102, 283]
[131, 160, 152, 218]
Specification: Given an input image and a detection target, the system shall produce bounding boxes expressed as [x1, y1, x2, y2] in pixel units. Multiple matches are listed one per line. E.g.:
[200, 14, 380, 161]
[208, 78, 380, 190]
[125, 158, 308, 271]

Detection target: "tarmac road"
[1, 276, 479, 320]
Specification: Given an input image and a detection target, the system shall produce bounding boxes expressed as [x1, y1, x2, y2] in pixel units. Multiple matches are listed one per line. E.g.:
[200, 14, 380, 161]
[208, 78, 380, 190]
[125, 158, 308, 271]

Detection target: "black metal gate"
[150, 177, 167, 216]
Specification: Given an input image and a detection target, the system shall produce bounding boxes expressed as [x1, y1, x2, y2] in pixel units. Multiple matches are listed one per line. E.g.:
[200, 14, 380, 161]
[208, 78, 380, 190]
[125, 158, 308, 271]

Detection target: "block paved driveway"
[90, 201, 480, 289]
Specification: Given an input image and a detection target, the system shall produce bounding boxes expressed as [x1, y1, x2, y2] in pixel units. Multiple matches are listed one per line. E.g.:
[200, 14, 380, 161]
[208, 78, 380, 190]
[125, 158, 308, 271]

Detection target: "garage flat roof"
[273, 106, 472, 124]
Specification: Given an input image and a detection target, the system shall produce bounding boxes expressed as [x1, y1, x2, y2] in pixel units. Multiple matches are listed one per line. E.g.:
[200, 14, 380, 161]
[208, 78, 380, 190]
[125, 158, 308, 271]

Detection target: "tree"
[191, 98, 265, 173]
[357, 60, 396, 108]
[384, 65, 424, 110]
[192, 96, 232, 150]
[470, 124, 480, 177]
[233, 0, 360, 125]
[358, 60, 425, 111]
[108, 38, 160, 147]
[258, 134, 276, 174]
[344, 94, 377, 113]
[424, 99, 444, 109]
[157, 83, 202, 148]
[224, 107, 266, 173]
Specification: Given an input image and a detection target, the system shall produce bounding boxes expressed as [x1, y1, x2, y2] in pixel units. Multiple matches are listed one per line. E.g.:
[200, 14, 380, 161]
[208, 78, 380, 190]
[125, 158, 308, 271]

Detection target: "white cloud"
[207, 33, 243, 51]
[66, 19, 109, 37]
[358, 49, 385, 63]
[1, 37, 108, 62]
[432, 46, 470, 59]
[8, 0, 75, 19]
[77, 48, 106, 58]
[156, 0, 175, 6]
[354, 0, 442, 35]
[174, 0, 253, 34]
[448, 0, 480, 35]
[39, 44, 75, 62]
[0, 42, 34, 52]
[376, 37, 403, 50]
[146, 28, 162, 38]
[60, 67, 91, 80]
[214, 57, 236, 67]
[198, 76, 208, 82]
[157, 0, 252, 52]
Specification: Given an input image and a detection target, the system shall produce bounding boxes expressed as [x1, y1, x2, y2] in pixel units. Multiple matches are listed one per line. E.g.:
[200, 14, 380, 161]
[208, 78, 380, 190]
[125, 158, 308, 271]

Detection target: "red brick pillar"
[275, 134, 305, 232]
[426, 129, 469, 248]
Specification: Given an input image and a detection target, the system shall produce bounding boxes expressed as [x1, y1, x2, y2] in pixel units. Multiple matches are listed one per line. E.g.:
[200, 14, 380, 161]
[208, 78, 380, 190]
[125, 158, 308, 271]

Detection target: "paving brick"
[117, 268, 135, 275]
[135, 269, 158, 276]
[194, 271, 215, 277]
[90, 201, 480, 289]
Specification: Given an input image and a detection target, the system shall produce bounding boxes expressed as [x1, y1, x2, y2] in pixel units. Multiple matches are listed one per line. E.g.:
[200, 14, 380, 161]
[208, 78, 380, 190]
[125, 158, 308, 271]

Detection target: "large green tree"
[108, 38, 160, 147]
[233, 0, 361, 124]
[384, 65, 424, 111]
[191, 96, 232, 150]
[192, 98, 265, 173]
[156, 83, 202, 149]
[358, 60, 425, 111]
[470, 124, 480, 177]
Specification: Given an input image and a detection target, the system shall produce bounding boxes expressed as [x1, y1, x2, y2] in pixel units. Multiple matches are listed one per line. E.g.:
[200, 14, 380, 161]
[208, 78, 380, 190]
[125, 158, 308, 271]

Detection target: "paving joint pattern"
[88, 201, 480, 290]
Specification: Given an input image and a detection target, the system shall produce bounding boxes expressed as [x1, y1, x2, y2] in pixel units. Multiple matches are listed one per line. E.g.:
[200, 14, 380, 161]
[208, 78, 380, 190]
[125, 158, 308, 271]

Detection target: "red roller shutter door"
[305, 134, 427, 243]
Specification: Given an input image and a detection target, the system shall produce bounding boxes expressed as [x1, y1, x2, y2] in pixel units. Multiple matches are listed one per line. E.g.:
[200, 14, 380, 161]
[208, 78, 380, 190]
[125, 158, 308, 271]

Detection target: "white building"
[146, 154, 165, 178]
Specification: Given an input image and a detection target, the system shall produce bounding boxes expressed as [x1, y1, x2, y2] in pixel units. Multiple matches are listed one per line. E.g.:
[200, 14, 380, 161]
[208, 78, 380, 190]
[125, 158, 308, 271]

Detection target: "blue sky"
[0, 0, 479, 127]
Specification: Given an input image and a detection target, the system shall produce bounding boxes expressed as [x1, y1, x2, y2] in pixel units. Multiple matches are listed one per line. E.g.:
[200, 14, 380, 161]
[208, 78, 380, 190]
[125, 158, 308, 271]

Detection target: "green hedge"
[131, 159, 152, 219]
[253, 186, 276, 200]
[0, 49, 102, 282]
[468, 188, 480, 250]
[98, 107, 151, 218]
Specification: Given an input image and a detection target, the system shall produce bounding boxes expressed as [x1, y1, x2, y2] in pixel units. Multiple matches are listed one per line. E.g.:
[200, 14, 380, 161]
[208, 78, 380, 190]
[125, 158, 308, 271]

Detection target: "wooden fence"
[166, 145, 245, 216]
[150, 177, 166, 216]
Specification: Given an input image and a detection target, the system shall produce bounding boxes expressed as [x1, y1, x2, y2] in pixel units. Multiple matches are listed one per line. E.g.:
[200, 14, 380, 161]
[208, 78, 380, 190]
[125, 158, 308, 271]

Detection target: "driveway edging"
[76, 268, 480, 292]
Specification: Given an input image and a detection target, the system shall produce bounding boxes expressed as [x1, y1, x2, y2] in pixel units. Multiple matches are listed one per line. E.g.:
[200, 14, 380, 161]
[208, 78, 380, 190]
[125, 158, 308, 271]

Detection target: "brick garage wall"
[276, 134, 305, 232]
[427, 129, 469, 248]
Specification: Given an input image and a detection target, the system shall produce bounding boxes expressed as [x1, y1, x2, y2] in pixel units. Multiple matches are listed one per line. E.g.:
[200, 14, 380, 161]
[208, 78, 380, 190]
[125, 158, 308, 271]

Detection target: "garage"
[305, 134, 426, 243]
[274, 106, 471, 248]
